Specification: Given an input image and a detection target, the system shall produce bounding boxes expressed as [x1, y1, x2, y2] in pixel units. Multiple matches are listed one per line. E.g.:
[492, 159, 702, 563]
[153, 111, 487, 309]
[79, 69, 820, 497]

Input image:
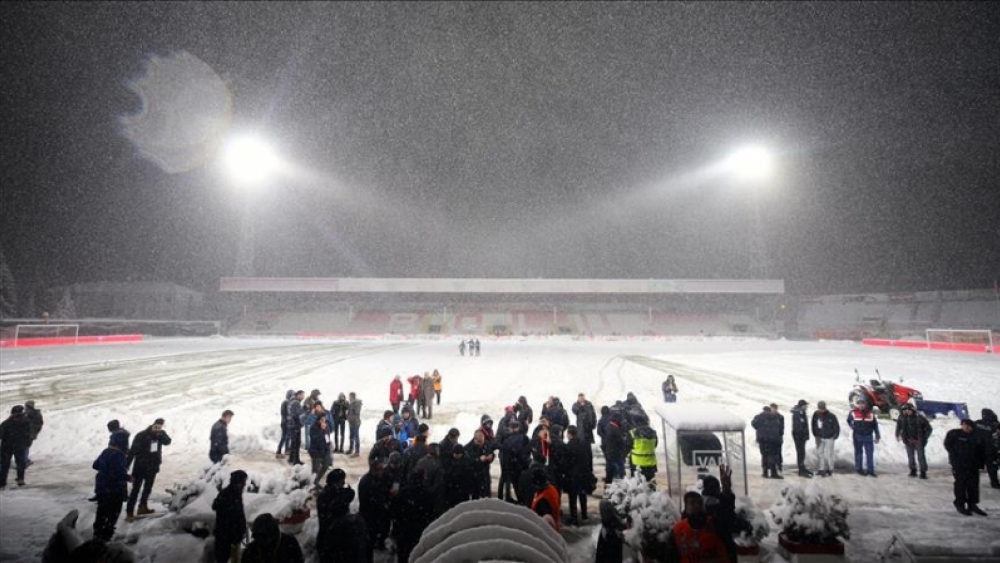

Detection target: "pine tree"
[0, 247, 18, 318]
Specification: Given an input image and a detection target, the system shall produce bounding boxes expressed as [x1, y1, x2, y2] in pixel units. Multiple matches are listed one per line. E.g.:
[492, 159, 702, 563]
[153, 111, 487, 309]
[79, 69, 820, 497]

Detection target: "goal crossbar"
[13, 324, 80, 346]
[926, 329, 995, 354]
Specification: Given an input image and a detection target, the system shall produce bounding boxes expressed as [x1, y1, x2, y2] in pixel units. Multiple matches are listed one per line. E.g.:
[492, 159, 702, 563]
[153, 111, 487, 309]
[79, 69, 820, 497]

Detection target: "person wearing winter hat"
[847, 397, 881, 477]
[895, 403, 932, 479]
[23, 400, 43, 467]
[945, 419, 987, 516]
[443, 443, 475, 509]
[791, 400, 814, 477]
[0, 406, 30, 489]
[244, 513, 304, 562]
[92, 431, 130, 541]
[213, 470, 248, 563]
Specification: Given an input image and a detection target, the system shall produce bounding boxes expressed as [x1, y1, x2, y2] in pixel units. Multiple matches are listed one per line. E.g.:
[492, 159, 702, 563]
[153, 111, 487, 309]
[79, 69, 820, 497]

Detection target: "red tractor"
[849, 369, 923, 420]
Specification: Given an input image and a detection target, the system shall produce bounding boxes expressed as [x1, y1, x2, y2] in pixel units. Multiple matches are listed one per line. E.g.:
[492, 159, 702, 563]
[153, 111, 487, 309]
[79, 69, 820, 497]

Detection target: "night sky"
[1, 2, 997, 296]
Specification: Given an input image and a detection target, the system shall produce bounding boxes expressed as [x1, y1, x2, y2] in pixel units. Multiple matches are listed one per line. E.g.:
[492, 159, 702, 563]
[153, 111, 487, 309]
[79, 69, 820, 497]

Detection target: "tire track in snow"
[0, 342, 416, 414]
[622, 356, 805, 408]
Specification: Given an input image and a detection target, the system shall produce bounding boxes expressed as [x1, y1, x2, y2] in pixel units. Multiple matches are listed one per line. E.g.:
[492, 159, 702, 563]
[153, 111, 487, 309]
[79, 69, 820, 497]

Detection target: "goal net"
[926, 329, 995, 353]
[14, 324, 80, 346]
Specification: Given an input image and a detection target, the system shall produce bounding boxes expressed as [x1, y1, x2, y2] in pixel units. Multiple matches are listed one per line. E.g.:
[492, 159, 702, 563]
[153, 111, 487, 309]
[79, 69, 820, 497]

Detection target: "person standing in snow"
[276, 390, 294, 459]
[846, 398, 881, 477]
[421, 372, 435, 419]
[629, 415, 659, 485]
[331, 393, 349, 454]
[126, 417, 172, 520]
[309, 415, 333, 488]
[23, 400, 43, 466]
[596, 499, 625, 563]
[515, 395, 534, 431]
[974, 408, 999, 489]
[432, 369, 443, 405]
[770, 402, 785, 473]
[458, 340, 466, 356]
[286, 390, 305, 466]
[347, 392, 362, 457]
[0, 405, 31, 489]
[389, 375, 404, 415]
[210, 410, 233, 464]
[213, 470, 248, 563]
[243, 513, 304, 563]
[573, 393, 598, 444]
[661, 375, 678, 403]
[811, 400, 839, 477]
[945, 419, 987, 516]
[791, 400, 814, 477]
[895, 403, 931, 479]
[604, 413, 628, 482]
[92, 430, 130, 541]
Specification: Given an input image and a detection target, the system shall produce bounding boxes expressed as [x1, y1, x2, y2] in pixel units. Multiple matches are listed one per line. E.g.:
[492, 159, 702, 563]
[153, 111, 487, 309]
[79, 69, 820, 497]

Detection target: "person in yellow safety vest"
[629, 414, 658, 486]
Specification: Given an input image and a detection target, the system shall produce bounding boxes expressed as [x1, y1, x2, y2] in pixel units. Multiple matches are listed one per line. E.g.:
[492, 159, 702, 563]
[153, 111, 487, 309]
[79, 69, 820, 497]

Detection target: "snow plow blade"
[915, 399, 969, 420]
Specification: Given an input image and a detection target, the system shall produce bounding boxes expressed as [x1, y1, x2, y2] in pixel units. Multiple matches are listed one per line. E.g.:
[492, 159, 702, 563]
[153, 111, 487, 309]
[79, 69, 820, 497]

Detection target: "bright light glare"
[727, 146, 774, 183]
[221, 136, 279, 186]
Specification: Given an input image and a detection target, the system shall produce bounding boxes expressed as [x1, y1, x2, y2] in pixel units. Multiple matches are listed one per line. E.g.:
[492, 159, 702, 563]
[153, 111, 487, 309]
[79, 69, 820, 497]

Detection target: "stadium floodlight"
[221, 135, 279, 187]
[726, 146, 773, 184]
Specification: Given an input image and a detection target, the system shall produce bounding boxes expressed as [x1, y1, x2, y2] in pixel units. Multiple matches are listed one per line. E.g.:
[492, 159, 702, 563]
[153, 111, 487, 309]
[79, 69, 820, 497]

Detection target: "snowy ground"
[1, 336, 998, 562]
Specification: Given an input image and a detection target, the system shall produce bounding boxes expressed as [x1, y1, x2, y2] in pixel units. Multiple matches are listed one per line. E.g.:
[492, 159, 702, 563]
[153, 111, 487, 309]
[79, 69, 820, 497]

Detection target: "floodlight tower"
[221, 136, 279, 277]
[727, 146, 774, 279]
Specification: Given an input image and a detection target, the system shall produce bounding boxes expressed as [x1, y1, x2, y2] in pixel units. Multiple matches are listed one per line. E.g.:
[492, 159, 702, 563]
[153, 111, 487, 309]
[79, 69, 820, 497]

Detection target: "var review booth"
[654, 403, 749, 497]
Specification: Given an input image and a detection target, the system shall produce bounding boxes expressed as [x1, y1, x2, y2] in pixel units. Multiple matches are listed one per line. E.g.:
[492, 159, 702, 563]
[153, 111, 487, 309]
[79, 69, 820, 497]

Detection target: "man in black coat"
[974, 408, 1000, 489]
[565, 425, 594, 525]
[515, 396, 533, 432]
[0, 405, 31, 489]
[572, 393, 598, 444]
[603, 414, 627, 482]
[391, 469, 435, 563]
[895, 403, 932, 479]
[210, 410, 233, 464]
[443, 444, 476, 509]
[213, 470, 248, 563]
[23, 399, 43, 466]
[752, 407, 784, 479]
[317, 468, 368, 563]
[286, 390, 305, 465]
[126, 418, 172, 519]
[466, 428, 496, 499]
[243, 513, 304, 563]
[358, 458, 392, 551]
[945, 419, 987, 516]
[501, 421, 531, 502]
[790, 400, 814, 477]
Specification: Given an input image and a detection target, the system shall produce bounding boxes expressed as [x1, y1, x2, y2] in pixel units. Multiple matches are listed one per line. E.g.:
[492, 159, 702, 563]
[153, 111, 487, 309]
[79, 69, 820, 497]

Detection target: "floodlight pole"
[235, 198, 255, 278]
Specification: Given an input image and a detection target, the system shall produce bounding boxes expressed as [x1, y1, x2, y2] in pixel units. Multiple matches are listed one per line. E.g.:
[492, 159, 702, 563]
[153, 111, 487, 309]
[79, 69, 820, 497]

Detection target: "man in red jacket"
[389, 375, 404, 414]
[669, 491, 729, 563]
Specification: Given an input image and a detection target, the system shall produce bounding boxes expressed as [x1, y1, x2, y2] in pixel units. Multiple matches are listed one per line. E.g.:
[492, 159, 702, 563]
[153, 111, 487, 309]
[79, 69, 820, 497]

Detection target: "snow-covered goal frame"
[655, 402, 749, 497]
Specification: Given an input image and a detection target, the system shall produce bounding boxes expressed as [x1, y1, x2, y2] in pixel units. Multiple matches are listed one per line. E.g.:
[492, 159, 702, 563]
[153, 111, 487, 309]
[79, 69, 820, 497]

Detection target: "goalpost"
[13, 324, 80, 346]
[926, 328, 995, 353]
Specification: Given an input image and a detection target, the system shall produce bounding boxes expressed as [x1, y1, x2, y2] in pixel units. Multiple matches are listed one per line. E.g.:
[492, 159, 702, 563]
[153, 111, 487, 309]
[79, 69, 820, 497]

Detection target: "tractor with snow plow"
[850, 369, 968, 420]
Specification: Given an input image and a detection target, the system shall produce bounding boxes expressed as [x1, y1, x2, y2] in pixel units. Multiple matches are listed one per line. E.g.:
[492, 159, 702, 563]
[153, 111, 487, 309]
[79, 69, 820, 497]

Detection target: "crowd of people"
[748, 396, 998, 519]
[2, 368, 998, 562]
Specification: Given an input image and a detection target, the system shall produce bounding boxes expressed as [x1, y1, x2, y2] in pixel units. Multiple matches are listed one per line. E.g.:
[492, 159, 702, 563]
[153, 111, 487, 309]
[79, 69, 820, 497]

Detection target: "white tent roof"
[654, 403, 746, 432]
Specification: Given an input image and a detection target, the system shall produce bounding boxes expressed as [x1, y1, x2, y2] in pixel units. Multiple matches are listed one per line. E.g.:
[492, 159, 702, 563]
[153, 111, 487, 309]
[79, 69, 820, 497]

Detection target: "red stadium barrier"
[862, 338, 991, 354]
[0, 334, 144, 348]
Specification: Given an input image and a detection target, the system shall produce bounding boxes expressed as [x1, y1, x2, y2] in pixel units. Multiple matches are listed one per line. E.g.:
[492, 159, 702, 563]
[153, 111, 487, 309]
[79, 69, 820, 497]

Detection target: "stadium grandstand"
[218, 277, 786, 338]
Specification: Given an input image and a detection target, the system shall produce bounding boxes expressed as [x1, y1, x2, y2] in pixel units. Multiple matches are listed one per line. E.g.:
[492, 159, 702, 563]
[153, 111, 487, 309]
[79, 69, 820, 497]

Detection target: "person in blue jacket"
[93, 431, 130, 540]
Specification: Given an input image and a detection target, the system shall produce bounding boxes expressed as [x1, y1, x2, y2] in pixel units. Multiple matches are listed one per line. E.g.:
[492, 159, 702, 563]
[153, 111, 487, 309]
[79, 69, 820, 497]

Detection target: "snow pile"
[604, 475, 681, 555]
[768, 483, 849, 544]
[160, 461, 313, 533]
[733, 496, 770, 545]
[409, 498, 569, 563]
